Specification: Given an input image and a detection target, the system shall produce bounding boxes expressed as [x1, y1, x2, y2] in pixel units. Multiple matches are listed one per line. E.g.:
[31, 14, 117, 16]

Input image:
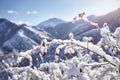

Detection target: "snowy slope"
[54, 22, 74, 39]
[3, 25, 53, 51]
[0, 20, 53, 52]
[3, 30, 38, 51]
[92, 8, 120, 32]
[21, 25, 53, 43]
[0, 18, 20, 47]
[68, 15, 99, 37]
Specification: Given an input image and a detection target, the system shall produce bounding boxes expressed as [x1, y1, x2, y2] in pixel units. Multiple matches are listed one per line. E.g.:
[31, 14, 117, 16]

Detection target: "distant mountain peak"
[36, 17, 66, 29]
[48, 17, 62, 20]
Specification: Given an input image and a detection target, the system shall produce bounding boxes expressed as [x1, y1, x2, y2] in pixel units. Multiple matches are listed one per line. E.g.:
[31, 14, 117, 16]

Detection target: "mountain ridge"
[36, 18, 66, 29]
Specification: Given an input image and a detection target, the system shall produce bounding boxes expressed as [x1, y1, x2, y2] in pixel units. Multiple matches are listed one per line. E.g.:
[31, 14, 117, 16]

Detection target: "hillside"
[0, 19, 53, 52]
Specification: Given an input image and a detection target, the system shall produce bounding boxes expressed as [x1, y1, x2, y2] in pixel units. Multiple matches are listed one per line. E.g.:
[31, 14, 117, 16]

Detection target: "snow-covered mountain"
[35, 18, 72, 39]
[0, 19, 53, 52]
[34, 15, 99, 39]
[42, 15, 98, 39]
[36, 18, 66, 29]
[36, 8, 120, 43]
[94, 8, 120, 32]
[39, 8, 120, 43]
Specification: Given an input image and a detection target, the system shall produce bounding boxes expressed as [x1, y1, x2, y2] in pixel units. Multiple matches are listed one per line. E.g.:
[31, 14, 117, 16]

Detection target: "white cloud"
[26, 11, 38, 15]
[26, 11, 31, 14]
[7, 10, 15, 14]
[33, 11, 38, 14]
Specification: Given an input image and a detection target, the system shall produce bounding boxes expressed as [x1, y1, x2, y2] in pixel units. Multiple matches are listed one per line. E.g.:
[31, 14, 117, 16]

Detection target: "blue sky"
[0, 0, 120, 26]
